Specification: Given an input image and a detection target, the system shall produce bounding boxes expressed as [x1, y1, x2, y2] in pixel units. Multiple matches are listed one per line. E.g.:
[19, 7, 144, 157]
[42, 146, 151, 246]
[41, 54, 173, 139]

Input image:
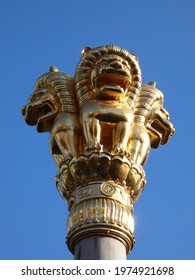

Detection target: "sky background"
[1, 0, 195, 260]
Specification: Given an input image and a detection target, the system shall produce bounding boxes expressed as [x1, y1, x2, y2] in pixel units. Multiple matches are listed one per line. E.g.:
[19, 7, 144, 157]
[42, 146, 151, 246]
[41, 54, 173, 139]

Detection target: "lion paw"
[112, 145, 130, 157]
[85, 141, 103, 153]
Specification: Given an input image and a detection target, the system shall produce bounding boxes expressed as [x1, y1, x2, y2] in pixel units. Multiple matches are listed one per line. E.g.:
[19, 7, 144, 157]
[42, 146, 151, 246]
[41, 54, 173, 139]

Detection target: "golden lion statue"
[128, 82, 175, 166]
[22, 45, 175, 171]
[22, 66, 80, 167]
[22, 45, 175, 173]
[74, 45, 142, 155]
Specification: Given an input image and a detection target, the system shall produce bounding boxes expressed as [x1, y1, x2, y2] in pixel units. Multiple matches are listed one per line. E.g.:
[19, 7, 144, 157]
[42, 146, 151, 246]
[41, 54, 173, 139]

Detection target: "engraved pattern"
[100, 183, 116, 197]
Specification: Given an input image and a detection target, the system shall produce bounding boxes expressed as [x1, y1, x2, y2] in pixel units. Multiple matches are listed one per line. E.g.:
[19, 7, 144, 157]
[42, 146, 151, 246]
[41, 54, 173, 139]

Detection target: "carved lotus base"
[56, 152, 146, 205]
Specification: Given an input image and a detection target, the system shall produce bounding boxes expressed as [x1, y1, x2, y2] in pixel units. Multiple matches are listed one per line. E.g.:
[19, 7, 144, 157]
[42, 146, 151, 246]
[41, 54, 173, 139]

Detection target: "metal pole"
[74, 236, 126, 260]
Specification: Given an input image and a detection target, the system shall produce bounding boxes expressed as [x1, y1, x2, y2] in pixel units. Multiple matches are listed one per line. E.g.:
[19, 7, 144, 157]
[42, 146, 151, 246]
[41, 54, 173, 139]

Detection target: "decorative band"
[73, 181, 131, 207]
[67, 197, 134, 232]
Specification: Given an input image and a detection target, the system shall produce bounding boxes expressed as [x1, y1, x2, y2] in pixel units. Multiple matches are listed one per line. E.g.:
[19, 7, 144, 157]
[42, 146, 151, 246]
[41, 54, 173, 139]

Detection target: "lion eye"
[98, 59, 109, 66]
[31, 92, 42, 101]
[31, 94, 40, 101]
[34, 95, 40, 100]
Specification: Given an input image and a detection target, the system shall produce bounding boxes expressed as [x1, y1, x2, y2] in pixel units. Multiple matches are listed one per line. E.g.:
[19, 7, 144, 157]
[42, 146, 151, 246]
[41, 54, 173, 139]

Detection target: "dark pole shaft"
[74, 236, 126, 260]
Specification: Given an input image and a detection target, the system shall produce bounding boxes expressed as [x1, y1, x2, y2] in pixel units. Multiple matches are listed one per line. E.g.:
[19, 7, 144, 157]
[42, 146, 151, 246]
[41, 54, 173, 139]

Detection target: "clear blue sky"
[1, 0, 194, 260]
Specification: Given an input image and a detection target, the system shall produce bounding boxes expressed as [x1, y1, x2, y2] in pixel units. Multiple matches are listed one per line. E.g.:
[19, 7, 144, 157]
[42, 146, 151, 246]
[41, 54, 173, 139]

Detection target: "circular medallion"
[100, 183, 116, 197]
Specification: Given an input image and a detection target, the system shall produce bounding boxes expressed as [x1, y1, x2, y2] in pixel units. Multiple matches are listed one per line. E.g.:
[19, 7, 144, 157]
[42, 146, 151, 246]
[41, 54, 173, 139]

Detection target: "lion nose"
[109, 61, 123, 70]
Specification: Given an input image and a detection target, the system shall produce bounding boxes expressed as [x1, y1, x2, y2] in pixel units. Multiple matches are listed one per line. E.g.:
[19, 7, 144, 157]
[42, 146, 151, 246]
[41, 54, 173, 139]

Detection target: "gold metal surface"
[22, 45, 175, 257]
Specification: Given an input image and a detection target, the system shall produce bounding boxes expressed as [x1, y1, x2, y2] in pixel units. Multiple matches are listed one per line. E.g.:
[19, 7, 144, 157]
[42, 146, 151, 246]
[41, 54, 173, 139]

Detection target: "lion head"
[22, 68, 75, 132]
[74, 45, 142, 109]
[135, 82, 175, 148]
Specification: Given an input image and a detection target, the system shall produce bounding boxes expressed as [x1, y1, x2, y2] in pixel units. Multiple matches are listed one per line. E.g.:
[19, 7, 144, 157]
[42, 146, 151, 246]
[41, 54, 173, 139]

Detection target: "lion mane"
[74, 45, 142, 109]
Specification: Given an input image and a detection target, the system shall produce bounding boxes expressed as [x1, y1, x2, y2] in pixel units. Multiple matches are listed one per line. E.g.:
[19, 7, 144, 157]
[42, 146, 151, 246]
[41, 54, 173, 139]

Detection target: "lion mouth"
[25, 102, 54, 124]
[24, 100, 58, 132]
[94, 73, 130, 94]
